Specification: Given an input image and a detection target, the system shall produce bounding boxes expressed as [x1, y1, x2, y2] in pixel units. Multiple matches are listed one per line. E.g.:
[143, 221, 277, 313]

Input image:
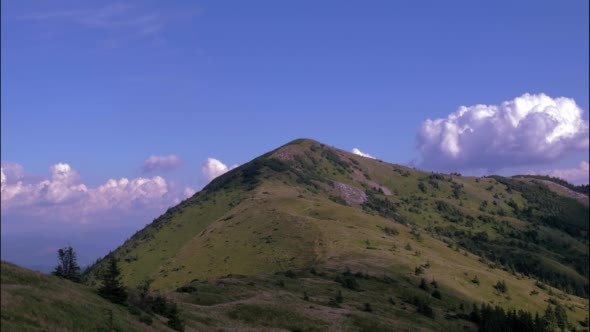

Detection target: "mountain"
[5, 138, 589, 331]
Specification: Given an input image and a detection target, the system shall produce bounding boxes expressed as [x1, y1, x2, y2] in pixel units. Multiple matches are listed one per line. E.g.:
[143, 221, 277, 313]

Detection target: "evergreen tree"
[554, 303, 568, 332]
[543, 305, 557, 331]
[98, 256, 127, 304]
[470, 303, 480, 323]
[166, 302, 185, 331]
[52, 246, 81, 282]
[534, 312, 543, 332]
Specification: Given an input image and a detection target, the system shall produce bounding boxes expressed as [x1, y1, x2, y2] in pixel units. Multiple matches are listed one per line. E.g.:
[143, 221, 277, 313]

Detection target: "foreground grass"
[1, 261, 166, 332]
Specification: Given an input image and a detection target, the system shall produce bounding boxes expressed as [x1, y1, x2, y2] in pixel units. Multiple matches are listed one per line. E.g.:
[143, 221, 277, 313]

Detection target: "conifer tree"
[543, 305, 556, 331]
[98, 256, 127, 304]
[554, 303, 568, 332]
[534, 312, 543, 331]
[52, 246, 81, 282]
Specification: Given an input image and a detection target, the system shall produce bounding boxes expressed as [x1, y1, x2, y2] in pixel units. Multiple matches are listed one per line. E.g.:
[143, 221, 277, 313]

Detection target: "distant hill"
[513, 174, 589, 196]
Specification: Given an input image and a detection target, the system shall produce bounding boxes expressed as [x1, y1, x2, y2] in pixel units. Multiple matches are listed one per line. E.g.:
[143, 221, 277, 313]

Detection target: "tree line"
[52, 246, 184, 331]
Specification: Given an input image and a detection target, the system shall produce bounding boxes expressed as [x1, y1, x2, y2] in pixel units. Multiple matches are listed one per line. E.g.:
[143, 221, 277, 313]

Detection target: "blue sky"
[1, 0, 588, 269]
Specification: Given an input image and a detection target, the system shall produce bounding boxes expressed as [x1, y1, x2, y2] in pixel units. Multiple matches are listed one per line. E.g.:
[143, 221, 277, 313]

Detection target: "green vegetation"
[9, 138, 587, 331]
[0, 261, 163, 331]
[227, 303, 327, 332]
[98, 256, 128, 304]
[468, 303, 572, 332]
[514, 174, 590, 195]
[52, 245, 81, 283]
[494, 280, 508, 294]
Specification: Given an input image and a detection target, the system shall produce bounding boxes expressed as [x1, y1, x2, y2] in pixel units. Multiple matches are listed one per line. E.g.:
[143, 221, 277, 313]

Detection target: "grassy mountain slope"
[81, 138, 589, 330]
[0, 261, 170, 331]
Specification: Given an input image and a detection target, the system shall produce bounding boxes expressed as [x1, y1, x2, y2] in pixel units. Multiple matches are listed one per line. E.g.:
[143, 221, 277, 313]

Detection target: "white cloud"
[351, 148, 376, 159]
[201, 158, 238, 182]
[183, 187, 196, 198]
[416, 93, 589, 171]
[142, 154, 181, 173]
[534, 161, 590, 185]
[1, 162, 25, 182]
[19, 4, 164, 35]
[1, 162, 175, 222]
[16, 3, 202, 50]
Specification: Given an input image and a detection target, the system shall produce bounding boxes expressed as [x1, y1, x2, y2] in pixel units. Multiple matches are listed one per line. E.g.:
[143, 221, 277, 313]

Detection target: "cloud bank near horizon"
[0, 162, 188, 223]
[1, 156, 240, 224]
[530, 161, 590, 185]
[351, 148, 376, 159]
[416, 93, 589, 172]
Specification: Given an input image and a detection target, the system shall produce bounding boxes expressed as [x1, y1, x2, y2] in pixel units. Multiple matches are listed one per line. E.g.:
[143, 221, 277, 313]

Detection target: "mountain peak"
[84, 138, 590, 317]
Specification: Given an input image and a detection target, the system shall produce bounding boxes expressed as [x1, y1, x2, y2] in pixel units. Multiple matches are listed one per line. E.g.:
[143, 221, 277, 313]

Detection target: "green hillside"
[77, 138, 590, 330]
[10, 138, 587, 331]
[0, 261, 170, 331]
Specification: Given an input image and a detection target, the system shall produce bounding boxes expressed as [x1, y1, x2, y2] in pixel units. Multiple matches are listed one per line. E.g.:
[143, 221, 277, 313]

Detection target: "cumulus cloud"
[351, 148, 376, 159]
[141, 154, 181, 173]
[416, 93, 589, 172]
[532, 161, 590, 185]
[201, 158, 238, 182]
[183, 187, 196, 198]
[1, 162, 25, 182]
[1, 162, 174, 222]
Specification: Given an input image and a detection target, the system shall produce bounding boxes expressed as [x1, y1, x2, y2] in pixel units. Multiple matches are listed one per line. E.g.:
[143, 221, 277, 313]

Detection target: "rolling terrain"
[0, 261, 172, 331]
[3, 138, 589, 331]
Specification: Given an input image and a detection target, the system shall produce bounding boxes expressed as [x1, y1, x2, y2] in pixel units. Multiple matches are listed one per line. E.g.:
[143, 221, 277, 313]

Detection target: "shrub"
[329, 195, 348, 206]
[415, 266, 424, 275]
[409, 297, 435, 319]
[128, 306, 142, 316]
[139, 314, 153, 325]
[418, 182, 427, 193]
[335, 275, 360, 291]
[166, 303, 185, 331]
[176, 285, 197, 293]
[327, 298, 340, 307]
[430, 279, 438, 288]
[493, 280, 508, 293]
[335, 290, 343, 304]
[363, 303, 373, 312]
[432, 289, 442, 300]
[382, 227, 399, 236]
[419, 278, 429, 291]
